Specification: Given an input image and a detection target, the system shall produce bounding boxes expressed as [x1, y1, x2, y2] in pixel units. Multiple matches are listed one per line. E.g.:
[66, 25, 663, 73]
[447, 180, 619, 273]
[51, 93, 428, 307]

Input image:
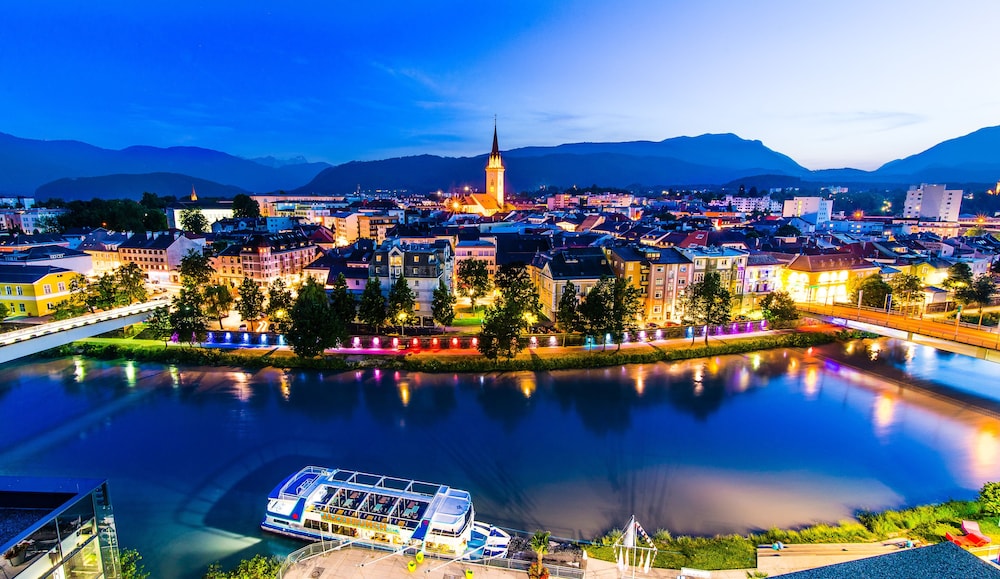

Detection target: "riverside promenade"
[276, 541, 922, 579]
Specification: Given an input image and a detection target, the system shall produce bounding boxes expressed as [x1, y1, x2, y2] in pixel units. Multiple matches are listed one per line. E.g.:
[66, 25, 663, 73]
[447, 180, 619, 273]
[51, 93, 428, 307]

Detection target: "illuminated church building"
[452, 125, 508, 216]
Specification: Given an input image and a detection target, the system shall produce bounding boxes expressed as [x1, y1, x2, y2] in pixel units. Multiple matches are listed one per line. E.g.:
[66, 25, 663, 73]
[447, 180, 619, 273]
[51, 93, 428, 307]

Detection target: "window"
[43, 284, 52, 294]
[16, 287, 22, 296]
[19, 303, 25, 312]
[654, 292, 662, 299]
[680, 266, 687, 272]
[4, 286, 9, 295]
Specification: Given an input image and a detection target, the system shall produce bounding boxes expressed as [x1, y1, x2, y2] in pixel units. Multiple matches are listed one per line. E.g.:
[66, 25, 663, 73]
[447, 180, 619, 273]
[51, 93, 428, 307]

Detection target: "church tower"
[485, 122, 505, 208]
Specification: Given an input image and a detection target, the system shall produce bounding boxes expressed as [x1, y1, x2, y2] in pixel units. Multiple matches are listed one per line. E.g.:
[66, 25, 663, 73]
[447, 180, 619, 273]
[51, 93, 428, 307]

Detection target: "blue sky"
[2, 1, 998, 170]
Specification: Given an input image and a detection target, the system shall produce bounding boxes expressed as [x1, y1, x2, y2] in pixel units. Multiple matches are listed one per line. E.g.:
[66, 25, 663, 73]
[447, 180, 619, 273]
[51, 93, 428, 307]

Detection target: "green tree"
[579, 277, 643, 350]
[170, 287, 208, 345]
[69, 274, 99, 313]
[387, 276, 416, 334]
[456, 258, 492, 313]
[850, 273, 892, 309]
[956, 274, 997, 327]
[231, 194, 261, 219]
[0, 302, 8, 320]
[93, 273, 123, 310]
[775, 223, 802, 237]
[180, 208, 209, 234]
[478, 265, 540, 360]
[179, 249, 214, 289]
[116, 262, 148, 305]
[358, 277, 387, 332]
[478, 303, 523, 360]
[555, 281, 580, 332]
[528, 530, 551, 579]
[202, 554, 281, 579]
[266, 278, 294, 334]
[286, 277, 338, 357]
[234, 277, 265, 332]
[889, 273, 923, 316]
[494, 264, 541, 323]
[681, 272, 733, 344]
[203, 284, 234, 330]
[329, 273, 357, 324]
[979, 481, 1000, 519]
[943, 262, 973, 290]
[139, 192, 170, 230]
[759, 290, 799, 324]
[145, 307, 173, 348]
[119, 548, 150, 579]
[431, 279, 456, 328]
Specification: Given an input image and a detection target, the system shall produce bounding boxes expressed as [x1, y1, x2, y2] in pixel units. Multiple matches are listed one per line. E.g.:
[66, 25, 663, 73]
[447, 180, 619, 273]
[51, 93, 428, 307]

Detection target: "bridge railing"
[0, 298, 170, 346]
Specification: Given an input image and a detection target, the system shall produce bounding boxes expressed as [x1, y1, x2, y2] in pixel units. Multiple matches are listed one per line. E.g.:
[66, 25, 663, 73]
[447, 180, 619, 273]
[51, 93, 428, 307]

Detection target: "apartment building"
[370, 239, 453, 327]
[118, 230, 206, 286]
[239, 232, 319, 287]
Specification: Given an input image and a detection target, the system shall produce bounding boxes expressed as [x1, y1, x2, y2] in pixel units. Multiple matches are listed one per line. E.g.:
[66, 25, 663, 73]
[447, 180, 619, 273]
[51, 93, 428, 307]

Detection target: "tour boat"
[261, 466, 510, 559]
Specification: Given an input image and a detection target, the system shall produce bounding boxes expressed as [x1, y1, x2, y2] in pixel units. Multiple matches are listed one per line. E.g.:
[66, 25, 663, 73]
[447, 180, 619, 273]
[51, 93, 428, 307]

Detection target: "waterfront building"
[677, 246, 749, 300]
[370, 239, 453, 327]
[238, 232, 319, 288]
[0, 476, 119, 579]
[741, 252, 786, 314]
[0, 264, 77, 317]
[530, 246, 615, 322]
[606, 245, 694, 325]
[118, 230, 206, 286]
[778, 253, 880, 304]
[903, 183, 963, 222]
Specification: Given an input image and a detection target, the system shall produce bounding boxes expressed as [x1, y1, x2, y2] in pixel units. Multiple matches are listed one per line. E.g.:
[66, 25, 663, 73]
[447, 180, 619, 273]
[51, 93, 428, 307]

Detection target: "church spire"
[491, 118, 500, 157]
[485, 119, 505, 209]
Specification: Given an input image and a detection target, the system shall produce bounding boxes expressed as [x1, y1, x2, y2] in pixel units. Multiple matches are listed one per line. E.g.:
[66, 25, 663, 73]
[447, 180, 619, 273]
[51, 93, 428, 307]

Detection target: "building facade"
[902, 183, 963, 222]
[118, 230, 206, 286]
[0, 264, 77, 317]
[0, 476, 119, 579]
[370, 239, 453, 327]
[238, 232, 319, 287]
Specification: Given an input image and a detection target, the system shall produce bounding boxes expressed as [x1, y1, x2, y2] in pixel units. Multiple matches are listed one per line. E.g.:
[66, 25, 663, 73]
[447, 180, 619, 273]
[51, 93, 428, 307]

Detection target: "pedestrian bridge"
[0, 298, 170, 365]
[798, 302, 1000, 364]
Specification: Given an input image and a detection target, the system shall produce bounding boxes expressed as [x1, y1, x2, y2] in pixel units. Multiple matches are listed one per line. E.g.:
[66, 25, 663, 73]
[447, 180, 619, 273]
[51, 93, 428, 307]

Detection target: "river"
[0, 338, 997, 577]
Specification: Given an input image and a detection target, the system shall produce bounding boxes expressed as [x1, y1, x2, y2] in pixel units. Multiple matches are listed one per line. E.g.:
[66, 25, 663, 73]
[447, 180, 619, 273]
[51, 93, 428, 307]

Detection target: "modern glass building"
[0, 476, 119, 579]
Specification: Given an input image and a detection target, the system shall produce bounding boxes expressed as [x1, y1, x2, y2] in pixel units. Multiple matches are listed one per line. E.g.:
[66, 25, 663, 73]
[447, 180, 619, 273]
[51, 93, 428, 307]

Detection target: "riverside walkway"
[0, 297, 169, 364]
[798, 302, 1000, 362]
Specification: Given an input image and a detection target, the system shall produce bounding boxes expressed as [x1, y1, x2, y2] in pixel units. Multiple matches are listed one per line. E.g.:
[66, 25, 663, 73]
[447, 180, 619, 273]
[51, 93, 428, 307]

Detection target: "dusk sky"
[3, 1, 999, 170]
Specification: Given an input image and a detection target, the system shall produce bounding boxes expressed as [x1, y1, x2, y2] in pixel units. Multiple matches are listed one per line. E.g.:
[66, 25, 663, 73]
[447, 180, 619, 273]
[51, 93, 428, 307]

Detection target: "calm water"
[1, 339, 998, 578]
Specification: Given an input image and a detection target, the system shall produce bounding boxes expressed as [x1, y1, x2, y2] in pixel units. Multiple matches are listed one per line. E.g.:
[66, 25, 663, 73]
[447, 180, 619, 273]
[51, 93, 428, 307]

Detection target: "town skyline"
[4, 1, 1000, 171]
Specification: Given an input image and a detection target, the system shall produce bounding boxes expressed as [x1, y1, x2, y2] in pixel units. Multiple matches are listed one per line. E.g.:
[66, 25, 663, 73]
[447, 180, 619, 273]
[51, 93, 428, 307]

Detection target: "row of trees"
[555, 277, 643, 350]
[52, 262, 148, 319]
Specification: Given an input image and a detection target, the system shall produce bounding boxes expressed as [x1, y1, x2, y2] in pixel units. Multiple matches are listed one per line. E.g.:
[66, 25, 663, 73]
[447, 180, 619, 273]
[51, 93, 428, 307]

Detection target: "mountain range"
[5, 126, 1000, 201]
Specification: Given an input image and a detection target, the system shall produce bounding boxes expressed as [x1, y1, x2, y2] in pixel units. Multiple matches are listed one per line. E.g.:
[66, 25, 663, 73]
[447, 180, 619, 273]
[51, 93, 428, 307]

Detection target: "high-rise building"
[903, 183, 962, 222]
[782, 197, 832, 224]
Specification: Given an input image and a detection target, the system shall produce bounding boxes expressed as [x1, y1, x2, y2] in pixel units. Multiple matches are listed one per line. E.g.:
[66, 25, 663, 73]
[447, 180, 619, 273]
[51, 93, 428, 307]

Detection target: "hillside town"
[0, 130, 998, 336]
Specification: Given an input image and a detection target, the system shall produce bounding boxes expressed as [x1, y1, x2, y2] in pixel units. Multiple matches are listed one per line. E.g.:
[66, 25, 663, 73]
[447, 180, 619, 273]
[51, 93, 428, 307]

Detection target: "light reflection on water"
[0, 340, 996, 578]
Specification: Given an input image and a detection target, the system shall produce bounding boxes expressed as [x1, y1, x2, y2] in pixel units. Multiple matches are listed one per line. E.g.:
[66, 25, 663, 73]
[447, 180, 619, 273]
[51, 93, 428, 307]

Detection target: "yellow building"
[0, 264, 77, 318]
[779, 254, 880, 304]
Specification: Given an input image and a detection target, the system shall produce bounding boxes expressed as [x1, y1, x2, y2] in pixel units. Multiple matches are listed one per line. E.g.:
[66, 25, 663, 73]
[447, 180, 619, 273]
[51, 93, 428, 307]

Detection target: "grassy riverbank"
[51, 330, 851, 373]
[585, 497, 1000, 570]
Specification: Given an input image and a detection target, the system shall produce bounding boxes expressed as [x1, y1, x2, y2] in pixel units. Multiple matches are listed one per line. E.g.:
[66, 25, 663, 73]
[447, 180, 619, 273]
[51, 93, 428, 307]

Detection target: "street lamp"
[397, 311, 408, 337]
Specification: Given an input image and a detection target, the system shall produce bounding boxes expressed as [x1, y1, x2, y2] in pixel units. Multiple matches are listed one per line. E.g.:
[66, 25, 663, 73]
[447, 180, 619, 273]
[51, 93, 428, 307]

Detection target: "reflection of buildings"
[0, 476, 119, 579]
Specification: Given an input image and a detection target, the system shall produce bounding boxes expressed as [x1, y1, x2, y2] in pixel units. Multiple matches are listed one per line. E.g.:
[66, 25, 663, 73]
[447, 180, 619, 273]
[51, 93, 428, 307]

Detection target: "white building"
[903, 184, 962, 222]
[709, 195, 782, 214]
[782, 197, 832, 224]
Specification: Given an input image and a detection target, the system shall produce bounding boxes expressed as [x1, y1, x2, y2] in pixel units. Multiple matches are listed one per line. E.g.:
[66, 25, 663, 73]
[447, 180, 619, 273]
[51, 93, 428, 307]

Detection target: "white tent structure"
[612, 515, 658, 577]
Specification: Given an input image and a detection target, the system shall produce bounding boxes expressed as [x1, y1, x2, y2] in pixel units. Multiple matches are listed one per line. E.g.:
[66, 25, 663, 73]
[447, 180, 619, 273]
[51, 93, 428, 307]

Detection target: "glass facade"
[0, 478, 119, 579]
